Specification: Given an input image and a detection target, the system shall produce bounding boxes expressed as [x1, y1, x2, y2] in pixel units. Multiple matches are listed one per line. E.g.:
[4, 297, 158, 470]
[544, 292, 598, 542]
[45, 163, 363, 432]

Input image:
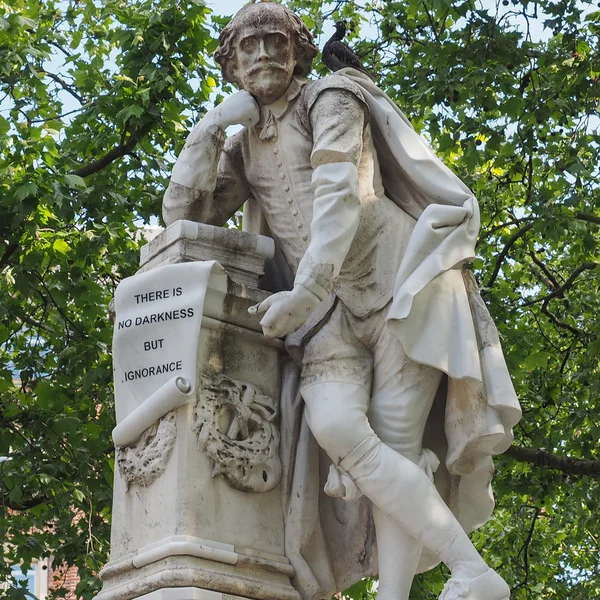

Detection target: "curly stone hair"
[214, 2, 319, 84]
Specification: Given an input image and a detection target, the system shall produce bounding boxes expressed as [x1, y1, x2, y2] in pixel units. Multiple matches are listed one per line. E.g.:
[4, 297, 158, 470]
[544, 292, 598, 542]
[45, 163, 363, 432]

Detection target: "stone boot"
[338, 436, 504, 597]
[439, 568, 510, 600]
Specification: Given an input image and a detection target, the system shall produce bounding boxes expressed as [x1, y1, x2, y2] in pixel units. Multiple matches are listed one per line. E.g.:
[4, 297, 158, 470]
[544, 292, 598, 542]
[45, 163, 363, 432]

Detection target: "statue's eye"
[239, 37, 258, 53]
[266, 32, 288, 50]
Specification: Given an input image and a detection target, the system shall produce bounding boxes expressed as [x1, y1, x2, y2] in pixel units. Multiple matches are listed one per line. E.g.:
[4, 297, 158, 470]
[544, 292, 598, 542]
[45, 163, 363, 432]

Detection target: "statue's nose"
[257, 39, 269, 61]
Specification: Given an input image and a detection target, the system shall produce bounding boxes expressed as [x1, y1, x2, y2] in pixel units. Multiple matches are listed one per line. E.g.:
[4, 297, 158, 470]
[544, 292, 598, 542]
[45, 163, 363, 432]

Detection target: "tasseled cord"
[259, 110, 278, 141]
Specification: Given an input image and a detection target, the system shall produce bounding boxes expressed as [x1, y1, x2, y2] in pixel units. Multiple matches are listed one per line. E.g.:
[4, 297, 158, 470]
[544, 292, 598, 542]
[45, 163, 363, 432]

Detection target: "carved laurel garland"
[193, 373, 281, 493]
[116, 411, 177, 489]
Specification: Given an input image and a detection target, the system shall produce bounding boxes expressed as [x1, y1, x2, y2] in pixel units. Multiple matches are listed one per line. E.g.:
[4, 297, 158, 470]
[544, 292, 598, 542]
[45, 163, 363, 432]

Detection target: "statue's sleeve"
[162, 123, 250, 227]
[294, 83, 369, 300]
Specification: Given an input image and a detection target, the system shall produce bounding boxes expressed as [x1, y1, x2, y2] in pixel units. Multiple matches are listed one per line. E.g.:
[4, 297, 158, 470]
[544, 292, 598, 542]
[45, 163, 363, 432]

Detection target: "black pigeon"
[322, 21, 373, 79]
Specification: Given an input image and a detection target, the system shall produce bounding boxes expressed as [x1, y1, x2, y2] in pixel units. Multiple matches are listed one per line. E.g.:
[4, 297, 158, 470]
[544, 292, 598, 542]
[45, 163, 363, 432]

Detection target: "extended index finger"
[248, 296, 273, 315]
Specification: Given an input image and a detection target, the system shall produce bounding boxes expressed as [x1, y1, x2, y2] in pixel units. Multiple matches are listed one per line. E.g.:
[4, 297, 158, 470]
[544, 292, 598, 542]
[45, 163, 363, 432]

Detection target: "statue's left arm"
[293, 86, 368, 300]
[252, 83, 369, 338]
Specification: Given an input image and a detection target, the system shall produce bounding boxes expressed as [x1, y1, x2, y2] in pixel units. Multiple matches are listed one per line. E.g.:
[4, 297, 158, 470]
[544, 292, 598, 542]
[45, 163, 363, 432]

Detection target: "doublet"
[163, 74, 415, 317]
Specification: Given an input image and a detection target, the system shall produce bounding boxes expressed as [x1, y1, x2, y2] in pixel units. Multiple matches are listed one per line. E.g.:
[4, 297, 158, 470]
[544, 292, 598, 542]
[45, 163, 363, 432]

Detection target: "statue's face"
[233, 23, 296, 105]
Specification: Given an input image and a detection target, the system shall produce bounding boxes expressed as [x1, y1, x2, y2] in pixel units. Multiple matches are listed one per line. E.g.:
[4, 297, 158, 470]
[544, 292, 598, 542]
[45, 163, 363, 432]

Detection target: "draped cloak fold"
[243, 68, 521, 600]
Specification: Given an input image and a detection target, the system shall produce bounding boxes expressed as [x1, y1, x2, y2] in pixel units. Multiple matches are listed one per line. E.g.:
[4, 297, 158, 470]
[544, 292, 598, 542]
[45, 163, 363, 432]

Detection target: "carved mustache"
[247, 63, 287, 76]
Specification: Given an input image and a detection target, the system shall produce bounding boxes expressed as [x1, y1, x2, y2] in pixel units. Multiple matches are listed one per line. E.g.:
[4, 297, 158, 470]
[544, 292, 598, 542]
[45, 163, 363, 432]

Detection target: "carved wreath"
[116, 411, 177, 489]
[193, 373, 281, 493]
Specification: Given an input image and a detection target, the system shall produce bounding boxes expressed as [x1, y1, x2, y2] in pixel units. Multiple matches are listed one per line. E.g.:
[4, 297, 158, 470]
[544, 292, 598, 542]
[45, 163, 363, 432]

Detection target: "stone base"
[97, 550, 300, 600]
[135, 587, 255, 600]
[100, 242, 301, 600]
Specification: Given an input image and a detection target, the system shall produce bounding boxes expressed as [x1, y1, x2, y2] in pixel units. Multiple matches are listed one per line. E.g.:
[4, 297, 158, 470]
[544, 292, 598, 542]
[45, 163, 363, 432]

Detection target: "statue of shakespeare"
[162, 4, 522, 600]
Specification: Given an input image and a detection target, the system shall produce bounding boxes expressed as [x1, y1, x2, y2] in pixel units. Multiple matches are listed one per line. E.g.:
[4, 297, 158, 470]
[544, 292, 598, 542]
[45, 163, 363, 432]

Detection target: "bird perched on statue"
[322, 21, 374, 80]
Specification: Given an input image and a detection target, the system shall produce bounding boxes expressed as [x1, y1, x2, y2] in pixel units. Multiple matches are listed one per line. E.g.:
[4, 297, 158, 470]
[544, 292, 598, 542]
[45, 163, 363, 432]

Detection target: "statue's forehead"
[237, 24, 288, 41]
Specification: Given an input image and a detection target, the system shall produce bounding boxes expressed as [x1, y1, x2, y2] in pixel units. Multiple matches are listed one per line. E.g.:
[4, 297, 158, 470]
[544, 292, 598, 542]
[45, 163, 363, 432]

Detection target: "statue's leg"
[300, 378, 424, 600]
[301, 382, 509, 600]
[366, 323, 442, 600]
[372, 508, 421, 600]
[300, 306, 509, 599]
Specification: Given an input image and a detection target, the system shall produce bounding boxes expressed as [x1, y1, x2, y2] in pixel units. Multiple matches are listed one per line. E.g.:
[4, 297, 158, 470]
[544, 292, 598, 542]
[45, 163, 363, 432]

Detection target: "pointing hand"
[248, 285, 321, 339]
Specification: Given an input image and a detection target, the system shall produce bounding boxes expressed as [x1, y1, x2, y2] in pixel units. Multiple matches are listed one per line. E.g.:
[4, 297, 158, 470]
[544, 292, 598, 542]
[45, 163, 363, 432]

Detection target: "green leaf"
[64, 174, 87, 189]
[523, 351, 552, 369]
[73, 489, 86, 503]
[53, 239, 71, 254]
[14, 15, 37, 29]
[14, 182, 38, 200]
[116, 104, 145, 122]
[0, 116, 10, 134]
[438, 133, 455, 152]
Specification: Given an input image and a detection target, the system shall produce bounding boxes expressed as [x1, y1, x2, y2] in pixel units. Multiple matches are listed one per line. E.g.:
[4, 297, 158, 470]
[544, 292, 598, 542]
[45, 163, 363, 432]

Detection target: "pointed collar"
[257, 76, 308, 125]
[267, 75, 307, 118]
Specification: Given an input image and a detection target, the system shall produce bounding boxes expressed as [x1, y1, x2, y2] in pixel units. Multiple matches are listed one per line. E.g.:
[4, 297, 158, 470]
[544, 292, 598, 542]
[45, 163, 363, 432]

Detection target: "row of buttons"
[273, 144, 309, 242]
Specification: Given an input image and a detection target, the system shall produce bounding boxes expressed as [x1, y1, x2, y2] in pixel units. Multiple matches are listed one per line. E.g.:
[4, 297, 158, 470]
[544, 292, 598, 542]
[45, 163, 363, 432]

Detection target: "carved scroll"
[116, 411, 177, 489]
[193, 374, 281, 493]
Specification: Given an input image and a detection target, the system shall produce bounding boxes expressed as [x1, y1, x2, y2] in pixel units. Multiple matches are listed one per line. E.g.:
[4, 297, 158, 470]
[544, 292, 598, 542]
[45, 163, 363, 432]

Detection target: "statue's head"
[215, 2, 318, 104]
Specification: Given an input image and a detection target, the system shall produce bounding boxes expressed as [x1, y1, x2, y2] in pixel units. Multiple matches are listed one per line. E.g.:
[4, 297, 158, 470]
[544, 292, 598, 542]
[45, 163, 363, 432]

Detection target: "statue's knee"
[302, 382, 372, 459]
[303, 403, 355, 460]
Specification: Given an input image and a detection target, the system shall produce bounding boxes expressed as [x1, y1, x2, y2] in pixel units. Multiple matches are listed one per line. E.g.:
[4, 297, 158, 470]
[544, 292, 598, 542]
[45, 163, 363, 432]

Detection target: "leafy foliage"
[1, 0, 599, 599]
[1, 0, 217, 598]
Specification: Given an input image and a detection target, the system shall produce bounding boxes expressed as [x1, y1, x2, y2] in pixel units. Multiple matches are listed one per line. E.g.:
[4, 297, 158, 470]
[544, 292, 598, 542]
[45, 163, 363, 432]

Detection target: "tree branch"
[478, 217, 534, 246]
[33, 273, 84, 336]
[531, 262, 598, 336]
[528, 252, 559, 290]
[1, 489, 49, 511]
[437, 7, 451, 39]
[42, 71, 84, 104]
[484, 222, 534, 290]
[0, 241, 19, 271]
[540, 303, 582, 336]
[48, 41, 73, 58]
[16, 314, 52, 333]
[421, 0, 441, 43]
[31, 103, 93, 125]
[73, 131, 140, 178]
[523, 262, 598, 307]
[505, 444, 600, 477]
[575, 212, 600, 226]
[514, 506, 541, 590]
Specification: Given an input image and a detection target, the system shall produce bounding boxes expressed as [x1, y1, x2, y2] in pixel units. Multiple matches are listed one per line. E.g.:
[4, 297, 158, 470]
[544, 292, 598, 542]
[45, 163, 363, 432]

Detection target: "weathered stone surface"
[133, 588, 271, 600]
[193, 373, 281, 493]
[116, 411, 177, 489]
[101, 4, 521, 600]
[138, 220, 274, 288]
[99, 225, 298, 600]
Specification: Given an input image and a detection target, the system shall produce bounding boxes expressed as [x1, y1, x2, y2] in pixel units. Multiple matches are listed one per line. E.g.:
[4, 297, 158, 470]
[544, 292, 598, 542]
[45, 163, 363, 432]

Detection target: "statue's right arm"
[162, 91, 260, 227]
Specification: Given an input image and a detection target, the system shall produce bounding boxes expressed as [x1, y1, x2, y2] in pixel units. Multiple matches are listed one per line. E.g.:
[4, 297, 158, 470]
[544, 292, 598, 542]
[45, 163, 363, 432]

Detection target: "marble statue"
[161, 3, 522, 600]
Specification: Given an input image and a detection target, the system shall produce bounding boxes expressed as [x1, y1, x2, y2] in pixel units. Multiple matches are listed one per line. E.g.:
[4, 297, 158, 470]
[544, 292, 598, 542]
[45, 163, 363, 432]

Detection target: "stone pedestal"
[98, 222, 300, 600]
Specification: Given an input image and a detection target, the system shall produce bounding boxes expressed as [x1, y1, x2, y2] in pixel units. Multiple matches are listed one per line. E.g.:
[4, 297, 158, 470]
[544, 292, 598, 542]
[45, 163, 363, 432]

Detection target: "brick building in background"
[8, 558, 80, 600]
[48, 561, 81, 599]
